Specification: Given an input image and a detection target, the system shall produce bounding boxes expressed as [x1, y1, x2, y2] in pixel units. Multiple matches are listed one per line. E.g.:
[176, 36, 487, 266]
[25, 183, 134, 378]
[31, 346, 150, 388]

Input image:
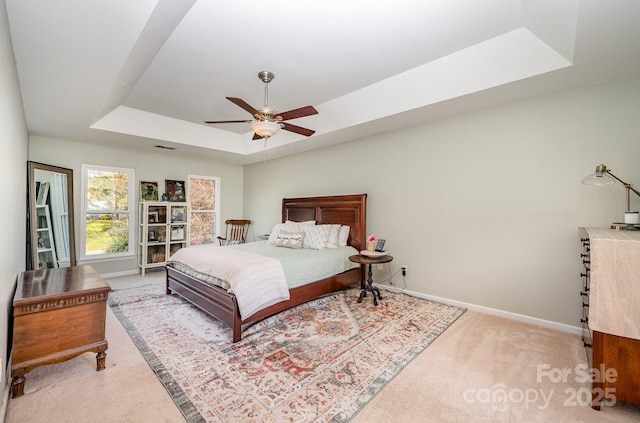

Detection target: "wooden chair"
[217, 219, 251, 246]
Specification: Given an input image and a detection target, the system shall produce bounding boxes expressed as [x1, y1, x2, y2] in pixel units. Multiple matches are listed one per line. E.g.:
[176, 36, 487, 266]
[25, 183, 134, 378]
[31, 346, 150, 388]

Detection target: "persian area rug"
[109, 284, 465, 423]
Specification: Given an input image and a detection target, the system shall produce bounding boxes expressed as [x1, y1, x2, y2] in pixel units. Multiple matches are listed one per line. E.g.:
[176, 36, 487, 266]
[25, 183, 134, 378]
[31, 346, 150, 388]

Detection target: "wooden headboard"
[282, 194, 367, 251]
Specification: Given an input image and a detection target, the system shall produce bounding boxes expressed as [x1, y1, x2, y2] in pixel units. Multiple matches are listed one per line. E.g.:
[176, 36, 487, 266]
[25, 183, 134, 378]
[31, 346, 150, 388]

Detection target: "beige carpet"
[5, 270, 640, 422]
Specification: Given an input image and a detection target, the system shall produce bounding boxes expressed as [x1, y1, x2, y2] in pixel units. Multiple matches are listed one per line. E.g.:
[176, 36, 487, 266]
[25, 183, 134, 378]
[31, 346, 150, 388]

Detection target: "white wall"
[244, 74, 640, 327]
[0, 0, 29, 411]
[28, 136, 245, 275]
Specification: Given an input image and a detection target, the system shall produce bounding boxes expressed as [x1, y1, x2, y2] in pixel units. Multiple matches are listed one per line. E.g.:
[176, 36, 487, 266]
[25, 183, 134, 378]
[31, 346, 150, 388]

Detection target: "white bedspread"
[168, 244, 290, 319]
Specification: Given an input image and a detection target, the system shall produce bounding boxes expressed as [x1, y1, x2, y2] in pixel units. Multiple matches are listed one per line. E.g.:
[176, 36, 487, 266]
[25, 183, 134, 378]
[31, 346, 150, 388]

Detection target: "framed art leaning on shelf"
[165, 180, 185, 202]
[171, 206, 185, 222]
[171, 226, 185, 241]
[140, 181, 159, 201]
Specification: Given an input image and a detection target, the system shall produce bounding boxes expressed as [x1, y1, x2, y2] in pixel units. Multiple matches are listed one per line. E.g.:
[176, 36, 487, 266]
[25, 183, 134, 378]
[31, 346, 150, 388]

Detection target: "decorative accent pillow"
[301, 224, 331, 250]
[325, 224, 342, 248]
[268, 222, 302, 244]
[274, 230, 305, 249]
[338, 225, 350, 246]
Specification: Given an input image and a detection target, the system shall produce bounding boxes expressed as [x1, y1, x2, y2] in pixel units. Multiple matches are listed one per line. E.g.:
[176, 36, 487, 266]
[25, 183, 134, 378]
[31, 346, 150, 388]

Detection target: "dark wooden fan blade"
[252, 132, 262, 140]
[226, 97, 259, 117]
[204, 119, 252, 124]
[278, 105, 318, 121]
[282, 122, 315, 137]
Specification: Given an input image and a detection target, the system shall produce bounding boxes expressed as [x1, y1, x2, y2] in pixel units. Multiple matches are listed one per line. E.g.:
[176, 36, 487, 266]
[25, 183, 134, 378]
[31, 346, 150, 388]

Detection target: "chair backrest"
[218, 219, 251, 245]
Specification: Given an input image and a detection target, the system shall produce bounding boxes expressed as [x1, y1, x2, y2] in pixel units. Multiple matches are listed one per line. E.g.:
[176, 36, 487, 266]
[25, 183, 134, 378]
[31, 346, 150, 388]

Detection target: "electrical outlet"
[402, 265, 408, 276]
[377, 264, 383, 271]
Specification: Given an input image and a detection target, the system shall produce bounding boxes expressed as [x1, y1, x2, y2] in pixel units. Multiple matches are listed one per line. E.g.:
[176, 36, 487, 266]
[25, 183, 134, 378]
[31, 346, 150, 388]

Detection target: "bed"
[165, 193, 367, 342]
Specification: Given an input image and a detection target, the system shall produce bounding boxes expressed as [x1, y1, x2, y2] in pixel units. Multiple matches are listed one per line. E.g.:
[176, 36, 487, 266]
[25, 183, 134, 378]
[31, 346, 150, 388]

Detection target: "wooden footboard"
[166, 265, 242, 340]
[166, 265, 361, 342]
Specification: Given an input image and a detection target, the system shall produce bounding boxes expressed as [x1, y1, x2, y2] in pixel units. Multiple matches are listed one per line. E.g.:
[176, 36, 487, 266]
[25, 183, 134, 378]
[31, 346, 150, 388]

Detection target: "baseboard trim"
[92, 270, 583, 335]
[378, 285, 582, 336]
[1, 383, 8, 423]
[1, 353, 11, 423]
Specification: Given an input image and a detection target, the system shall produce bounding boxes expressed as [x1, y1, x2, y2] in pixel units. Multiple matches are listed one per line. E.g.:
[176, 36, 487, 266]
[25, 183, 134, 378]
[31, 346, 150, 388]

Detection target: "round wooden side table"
[349, 254, 393, 305]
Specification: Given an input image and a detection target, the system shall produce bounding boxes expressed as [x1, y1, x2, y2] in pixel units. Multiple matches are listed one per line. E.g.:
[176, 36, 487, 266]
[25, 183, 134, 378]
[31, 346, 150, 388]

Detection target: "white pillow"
[301, 225, 331, 249]
[268, 222, 302, 244]
[286, 220, 316, 225]
[325, 224, 342, 248]
[338, 225, 350, 246]
[274, 230, 305, 249]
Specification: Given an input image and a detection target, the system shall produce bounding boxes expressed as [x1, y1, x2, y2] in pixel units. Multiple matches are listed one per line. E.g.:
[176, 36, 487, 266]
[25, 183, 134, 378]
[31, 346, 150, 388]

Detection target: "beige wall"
[244, 74, 640, 328]
[1, 0, 29, 410]
[28, 136, 245, 275]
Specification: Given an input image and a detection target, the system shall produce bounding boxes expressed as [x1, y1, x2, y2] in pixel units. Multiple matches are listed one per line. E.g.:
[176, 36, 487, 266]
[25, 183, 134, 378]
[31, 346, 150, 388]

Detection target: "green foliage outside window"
[86, 170, 129, 211]
[85, 168, 131, 255]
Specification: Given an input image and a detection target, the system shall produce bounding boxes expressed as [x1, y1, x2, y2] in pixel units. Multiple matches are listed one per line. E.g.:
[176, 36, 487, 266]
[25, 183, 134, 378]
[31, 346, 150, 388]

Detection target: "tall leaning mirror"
[27, 161, 76, 270]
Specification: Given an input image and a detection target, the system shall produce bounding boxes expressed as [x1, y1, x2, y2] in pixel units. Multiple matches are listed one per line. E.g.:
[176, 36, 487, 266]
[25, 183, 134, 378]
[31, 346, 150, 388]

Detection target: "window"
[188, 175, 220, 245]
[81, 164, 135, 260]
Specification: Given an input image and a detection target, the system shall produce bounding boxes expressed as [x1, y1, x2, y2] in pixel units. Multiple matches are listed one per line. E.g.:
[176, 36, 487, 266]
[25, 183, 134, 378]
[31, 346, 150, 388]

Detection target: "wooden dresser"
[579, 228, 640, 409]
[11, 265, 111, 398]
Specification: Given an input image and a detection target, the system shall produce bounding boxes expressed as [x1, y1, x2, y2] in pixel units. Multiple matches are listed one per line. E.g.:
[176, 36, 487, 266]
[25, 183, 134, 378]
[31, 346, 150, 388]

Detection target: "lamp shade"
[582, 164, 615, 187]
[251, 121, 281, 138]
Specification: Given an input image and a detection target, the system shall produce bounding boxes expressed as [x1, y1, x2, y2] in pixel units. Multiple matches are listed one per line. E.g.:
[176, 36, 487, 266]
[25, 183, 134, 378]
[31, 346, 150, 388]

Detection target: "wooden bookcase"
[138, 201, 189, 276]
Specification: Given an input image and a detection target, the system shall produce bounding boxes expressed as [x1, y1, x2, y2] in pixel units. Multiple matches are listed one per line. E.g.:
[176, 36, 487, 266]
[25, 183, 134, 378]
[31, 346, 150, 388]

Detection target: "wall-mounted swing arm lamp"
[582, 164, 640, 212]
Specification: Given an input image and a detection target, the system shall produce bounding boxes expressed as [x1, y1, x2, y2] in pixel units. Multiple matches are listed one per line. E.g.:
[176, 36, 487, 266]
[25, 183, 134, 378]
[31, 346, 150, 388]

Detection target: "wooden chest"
[11, 265, 111, 398]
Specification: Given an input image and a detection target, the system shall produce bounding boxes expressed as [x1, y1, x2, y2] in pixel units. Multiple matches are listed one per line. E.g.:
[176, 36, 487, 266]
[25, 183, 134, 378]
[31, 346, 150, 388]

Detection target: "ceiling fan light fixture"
[251, 121, 281, 138]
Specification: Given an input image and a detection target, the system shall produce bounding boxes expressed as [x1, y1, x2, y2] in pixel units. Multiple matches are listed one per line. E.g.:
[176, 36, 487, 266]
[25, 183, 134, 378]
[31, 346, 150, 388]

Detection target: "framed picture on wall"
[165, 180, 186, 202]
[140, 181, 159, 201]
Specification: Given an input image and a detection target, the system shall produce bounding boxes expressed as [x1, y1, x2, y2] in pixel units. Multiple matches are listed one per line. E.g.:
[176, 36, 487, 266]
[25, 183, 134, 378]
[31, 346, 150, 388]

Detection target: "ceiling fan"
[204, 71, 318, 140]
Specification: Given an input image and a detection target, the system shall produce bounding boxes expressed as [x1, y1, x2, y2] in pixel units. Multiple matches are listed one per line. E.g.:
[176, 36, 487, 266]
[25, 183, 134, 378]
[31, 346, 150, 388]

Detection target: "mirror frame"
[27, 161, 76, 270]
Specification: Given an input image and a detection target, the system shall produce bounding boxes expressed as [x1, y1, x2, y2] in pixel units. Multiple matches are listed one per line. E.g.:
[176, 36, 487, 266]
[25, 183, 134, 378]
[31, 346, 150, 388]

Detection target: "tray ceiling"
[6, 0, 640, 164]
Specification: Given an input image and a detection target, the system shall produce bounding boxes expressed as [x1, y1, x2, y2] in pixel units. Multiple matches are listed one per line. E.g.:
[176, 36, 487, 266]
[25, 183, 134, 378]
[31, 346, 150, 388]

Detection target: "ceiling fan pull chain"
[263, 138, 268, 165]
